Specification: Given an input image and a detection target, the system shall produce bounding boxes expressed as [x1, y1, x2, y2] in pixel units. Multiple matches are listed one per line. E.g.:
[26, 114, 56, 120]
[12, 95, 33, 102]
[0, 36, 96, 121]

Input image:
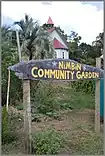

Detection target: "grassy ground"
[56, 86, 95, 109]
[2, 85, 103, 155]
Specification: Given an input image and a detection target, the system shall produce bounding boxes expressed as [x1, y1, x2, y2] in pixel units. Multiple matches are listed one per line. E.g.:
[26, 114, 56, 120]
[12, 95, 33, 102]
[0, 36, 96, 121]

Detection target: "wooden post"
[16, 30, 32, 153]
[95, 58, 101, 133]
[16, 30, 22, 62]
[23, 80, 31, 154]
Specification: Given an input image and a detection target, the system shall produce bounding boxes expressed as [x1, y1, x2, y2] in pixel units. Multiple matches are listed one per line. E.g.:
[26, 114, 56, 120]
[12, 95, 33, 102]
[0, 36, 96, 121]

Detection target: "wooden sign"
[8, 59, 104, 81]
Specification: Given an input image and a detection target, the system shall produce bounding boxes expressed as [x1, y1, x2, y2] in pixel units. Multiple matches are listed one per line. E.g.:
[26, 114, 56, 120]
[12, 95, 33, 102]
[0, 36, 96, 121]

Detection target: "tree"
[68, 31, 82, 61]
[56, 26, 68, 41]
[69, 31, 82, 43]
[1, 26, 22, 105]
[68, 31, 102, 65]
[79, 43, 97, 65]
[13, 14, 55, 60]
[92, 32, 104, 56]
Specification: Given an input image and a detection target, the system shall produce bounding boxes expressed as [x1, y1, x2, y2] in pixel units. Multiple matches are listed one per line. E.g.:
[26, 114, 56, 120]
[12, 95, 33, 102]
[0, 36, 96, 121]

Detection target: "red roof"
[53, 38, 67, 49]
[47, 16, 54, 25]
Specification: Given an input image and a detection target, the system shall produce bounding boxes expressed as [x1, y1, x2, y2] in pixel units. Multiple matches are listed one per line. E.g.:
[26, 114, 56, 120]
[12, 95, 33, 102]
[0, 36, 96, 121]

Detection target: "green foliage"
[2, 107, 17, 144]
[71, 80, 95, 94]
[16, 104, 23, 110]
[31, 113, 44, 122]
[72, 134, 103, 155]
[70, 92, 95, 109]
[31, 81, 60, 116]
[46, 111, 61, 120]
[14, 14, 55, 60]
[92, 32, 104, 55]
[2, 14, 55, 106]
[68, 31, 82, 60]
[79, 43, 100, 63]
[68, 31, 103, 64]
[60, 102, 72, 110]
[2, 107, 8, 135]
[68, 33, 97, 96]
[1, 26, 22, 105]
[32, 129, 65, 154]
[56, 87, 95, 110]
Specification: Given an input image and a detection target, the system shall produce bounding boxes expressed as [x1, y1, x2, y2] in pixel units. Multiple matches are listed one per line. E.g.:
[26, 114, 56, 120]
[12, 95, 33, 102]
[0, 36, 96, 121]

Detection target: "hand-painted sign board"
[8, 59, 104, 81]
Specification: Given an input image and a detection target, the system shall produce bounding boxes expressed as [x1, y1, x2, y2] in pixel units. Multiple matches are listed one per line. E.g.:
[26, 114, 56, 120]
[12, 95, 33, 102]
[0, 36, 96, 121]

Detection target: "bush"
[71, 80, 95, 94]
[2, 107, 8, 143]
[2, 107, 17, 144]
[2, 39, 22, 106]
[31, 81, 60, 116]
[16, 104, 23, 110]
[32, 129, 65, 154]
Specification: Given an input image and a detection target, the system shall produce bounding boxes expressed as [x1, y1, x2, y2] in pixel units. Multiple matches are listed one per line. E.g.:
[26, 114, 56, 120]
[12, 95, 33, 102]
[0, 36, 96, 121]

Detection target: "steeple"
[46, 16, 54, 28]
[47, 16, 54, 25]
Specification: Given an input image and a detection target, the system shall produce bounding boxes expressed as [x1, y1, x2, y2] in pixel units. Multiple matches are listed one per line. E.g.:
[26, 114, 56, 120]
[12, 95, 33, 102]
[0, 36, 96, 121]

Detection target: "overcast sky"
[1, 1, 103, 44]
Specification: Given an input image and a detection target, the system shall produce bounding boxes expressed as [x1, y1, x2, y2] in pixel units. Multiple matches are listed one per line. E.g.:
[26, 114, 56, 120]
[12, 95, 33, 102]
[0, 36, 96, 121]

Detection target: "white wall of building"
[55, 49, 69, 59]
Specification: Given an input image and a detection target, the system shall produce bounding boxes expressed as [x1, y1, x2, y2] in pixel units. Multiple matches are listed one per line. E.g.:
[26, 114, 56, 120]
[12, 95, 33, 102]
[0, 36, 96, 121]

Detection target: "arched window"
[55, 51, 57, 58]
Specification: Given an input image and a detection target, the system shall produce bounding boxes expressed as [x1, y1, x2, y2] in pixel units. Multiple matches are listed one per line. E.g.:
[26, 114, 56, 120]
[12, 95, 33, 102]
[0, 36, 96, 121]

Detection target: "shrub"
[2, 39, 22, 106]
[2, 107, 8, 139]
[31, 81, 60, 116]
[71, 80, 95, 94]
[32, 129, 65, 154]
[16, 104, 23, 110]
[2, 107, 17, 144]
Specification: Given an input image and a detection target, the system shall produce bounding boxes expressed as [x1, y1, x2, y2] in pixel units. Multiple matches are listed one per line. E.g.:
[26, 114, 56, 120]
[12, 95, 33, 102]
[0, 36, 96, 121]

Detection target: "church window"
[62, 51, 64, 59]
[55, 51, 57, 58]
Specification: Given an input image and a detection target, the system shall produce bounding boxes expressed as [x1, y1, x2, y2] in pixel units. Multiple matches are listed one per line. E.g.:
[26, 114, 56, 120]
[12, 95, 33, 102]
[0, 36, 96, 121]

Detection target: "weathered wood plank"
[23, 80, 31, 154]
[95, 58, 101, 133]
[8, 59, 104, 81]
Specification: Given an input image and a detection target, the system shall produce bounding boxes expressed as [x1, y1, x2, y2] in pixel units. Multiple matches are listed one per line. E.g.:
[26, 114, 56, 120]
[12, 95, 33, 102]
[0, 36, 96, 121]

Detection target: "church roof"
[47, 27, 68, 49]
[55, 28, 68, 48]
[47, 16, 54, 25]
[53, 38, 68, 49]
[46, 17, 68, 49]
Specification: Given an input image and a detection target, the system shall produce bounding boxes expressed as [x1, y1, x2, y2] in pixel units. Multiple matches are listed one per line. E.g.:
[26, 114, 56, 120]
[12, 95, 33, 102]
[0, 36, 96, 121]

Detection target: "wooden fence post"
[23, 80, 31, 154]
[95, 58, 101, 133]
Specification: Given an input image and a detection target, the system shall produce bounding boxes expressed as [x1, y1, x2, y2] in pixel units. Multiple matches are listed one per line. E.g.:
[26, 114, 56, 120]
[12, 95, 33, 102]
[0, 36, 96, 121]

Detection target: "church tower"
[46, 16, 54, 28]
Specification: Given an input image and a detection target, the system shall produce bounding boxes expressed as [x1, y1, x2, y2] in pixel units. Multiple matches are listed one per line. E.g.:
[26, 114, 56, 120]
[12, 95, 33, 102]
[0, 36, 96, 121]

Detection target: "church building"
[44, 17, 69, 59]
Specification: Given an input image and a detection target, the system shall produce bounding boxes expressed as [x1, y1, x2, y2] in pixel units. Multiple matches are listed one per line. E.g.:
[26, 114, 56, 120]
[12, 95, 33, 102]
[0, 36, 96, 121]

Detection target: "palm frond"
[13, 14, 54, 60]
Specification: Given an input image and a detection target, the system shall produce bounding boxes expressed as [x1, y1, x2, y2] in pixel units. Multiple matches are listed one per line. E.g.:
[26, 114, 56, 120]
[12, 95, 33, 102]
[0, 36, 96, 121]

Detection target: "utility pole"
[16, 30, 22, 62]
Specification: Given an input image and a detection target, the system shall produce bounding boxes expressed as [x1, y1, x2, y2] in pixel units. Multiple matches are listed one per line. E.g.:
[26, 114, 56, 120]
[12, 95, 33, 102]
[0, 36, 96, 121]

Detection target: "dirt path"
[3, 108, 103, 155]
[32, 109, 95, 133]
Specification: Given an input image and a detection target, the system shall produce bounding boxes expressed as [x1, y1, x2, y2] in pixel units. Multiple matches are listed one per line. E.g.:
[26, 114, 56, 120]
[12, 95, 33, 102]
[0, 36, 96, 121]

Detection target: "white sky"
[1, 1, 103, 44]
